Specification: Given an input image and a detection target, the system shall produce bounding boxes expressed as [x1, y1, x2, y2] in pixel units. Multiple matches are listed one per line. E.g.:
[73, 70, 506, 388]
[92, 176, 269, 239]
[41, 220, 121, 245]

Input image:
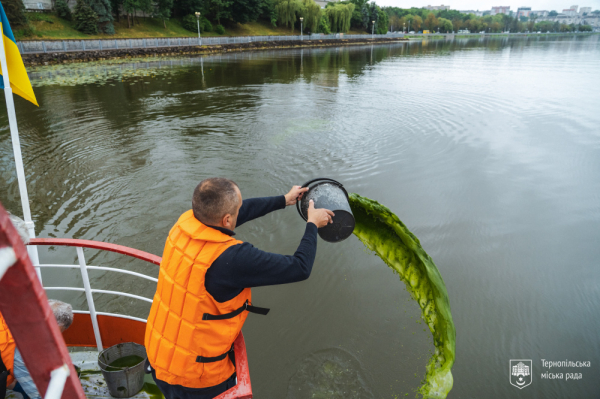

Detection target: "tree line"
[385, 7, 595, 33]
[1, 0, 393, 36]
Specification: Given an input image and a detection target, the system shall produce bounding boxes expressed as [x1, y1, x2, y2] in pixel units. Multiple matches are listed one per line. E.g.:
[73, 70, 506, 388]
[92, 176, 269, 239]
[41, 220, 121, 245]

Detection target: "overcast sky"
[375, 0, 600, 11]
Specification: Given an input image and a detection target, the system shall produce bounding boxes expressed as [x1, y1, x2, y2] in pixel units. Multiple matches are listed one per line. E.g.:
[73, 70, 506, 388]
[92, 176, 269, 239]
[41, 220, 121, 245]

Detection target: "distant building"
[516, 7, 532, 19]
[425, 5, 451, 11]
[531, 10, 549, 17]
[563, 8, 578, 16]
[459, 10, 484, 16]
[491, 6, 511, 15]
[579, 6, 591, 15]
[570, 5, 578, 12]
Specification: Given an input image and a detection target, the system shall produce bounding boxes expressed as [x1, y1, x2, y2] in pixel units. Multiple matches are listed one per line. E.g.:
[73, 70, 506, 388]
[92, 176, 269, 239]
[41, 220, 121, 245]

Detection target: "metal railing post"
[99, 40, 103, 50]
[42, 41, 47, 53]
[76, 247, 103, 351]
[115, 39, 118, 49]
[82, 40, 85, 51]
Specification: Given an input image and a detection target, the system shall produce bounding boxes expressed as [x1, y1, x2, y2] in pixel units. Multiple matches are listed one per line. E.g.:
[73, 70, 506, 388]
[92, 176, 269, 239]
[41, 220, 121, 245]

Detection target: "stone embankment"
[22, 37, 408, 66]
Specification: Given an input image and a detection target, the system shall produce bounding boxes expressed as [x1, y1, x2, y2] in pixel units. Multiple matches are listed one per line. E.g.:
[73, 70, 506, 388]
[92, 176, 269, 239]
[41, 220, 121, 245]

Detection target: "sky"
[374, 0, 600, 11]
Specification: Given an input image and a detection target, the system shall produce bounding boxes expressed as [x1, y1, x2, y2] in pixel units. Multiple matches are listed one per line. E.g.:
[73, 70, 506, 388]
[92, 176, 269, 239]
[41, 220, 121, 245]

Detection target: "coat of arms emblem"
[510, 359, 532, 389]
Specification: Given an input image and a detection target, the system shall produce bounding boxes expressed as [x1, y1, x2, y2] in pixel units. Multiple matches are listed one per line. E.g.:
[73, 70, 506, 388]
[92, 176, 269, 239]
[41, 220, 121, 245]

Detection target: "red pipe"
[29, 237, 162, 265]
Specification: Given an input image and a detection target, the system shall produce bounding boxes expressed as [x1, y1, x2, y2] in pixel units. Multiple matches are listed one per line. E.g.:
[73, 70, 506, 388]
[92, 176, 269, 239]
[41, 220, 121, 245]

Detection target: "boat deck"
[6, 351, 164, 399]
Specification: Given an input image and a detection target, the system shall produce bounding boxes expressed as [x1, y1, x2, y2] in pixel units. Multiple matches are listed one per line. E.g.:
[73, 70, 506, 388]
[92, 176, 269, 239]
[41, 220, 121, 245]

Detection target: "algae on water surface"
[349, 193, 455, 398]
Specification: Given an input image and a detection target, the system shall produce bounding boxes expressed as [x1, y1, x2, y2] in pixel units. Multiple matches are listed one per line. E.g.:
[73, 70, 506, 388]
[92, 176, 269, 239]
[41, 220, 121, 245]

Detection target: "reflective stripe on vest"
[0, 312, 15, 388]
[144, 210, 269, 389]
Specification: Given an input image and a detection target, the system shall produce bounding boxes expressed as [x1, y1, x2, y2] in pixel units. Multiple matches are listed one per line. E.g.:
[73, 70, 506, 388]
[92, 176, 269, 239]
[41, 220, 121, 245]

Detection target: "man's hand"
[307, 200, 335, 228]
[285, 185, 309, 206]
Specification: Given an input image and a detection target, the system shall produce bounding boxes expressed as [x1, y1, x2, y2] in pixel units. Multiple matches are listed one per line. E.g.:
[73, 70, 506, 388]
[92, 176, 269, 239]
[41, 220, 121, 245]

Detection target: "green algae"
[349, 193, 455, 398]
[105, 355, 145, 371]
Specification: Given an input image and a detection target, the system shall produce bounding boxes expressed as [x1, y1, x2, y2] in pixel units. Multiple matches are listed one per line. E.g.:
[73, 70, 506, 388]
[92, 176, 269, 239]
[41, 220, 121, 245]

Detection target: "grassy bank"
[17, 14, 299, 41]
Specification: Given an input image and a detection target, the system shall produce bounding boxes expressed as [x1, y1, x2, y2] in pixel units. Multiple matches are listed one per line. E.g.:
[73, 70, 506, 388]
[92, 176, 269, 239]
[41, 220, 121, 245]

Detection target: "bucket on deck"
[98, 342, 147, 398]
[297, 178, 355, 243]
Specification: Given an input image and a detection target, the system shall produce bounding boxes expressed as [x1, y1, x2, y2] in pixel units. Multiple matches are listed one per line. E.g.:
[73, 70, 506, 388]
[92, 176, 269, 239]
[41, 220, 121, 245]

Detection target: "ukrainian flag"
[0, 3, 37, 106]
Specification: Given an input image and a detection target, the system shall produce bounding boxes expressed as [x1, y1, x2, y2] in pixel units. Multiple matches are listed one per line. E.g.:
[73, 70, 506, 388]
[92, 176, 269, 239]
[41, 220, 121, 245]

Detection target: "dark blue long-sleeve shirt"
[205, 195, 318, 303]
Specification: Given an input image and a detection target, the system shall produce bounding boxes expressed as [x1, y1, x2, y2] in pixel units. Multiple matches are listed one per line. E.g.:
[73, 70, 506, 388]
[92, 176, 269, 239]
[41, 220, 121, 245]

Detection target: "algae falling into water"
[348, 194, 456, 398]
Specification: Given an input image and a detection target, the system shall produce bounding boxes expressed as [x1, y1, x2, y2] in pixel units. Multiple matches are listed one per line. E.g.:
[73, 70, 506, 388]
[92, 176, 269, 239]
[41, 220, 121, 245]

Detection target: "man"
[145, 178, 334, 398]
[0, 299, 74, 399]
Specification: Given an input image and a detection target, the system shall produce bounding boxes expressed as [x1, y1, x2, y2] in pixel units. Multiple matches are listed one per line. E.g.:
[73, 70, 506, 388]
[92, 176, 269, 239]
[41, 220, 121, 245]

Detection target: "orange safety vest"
[145, 210, 269, 388]
[0, 312, 16, 387]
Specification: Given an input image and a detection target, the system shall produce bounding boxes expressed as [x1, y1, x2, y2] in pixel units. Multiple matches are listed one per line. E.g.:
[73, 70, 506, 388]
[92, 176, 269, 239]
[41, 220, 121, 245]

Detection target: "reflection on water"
[287, 348, 374, 399]
[1, 35, 600, 398]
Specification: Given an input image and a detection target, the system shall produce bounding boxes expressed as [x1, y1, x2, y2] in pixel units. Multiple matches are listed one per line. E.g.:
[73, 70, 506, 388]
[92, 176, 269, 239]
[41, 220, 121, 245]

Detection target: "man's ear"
[222, 214, 232, 228]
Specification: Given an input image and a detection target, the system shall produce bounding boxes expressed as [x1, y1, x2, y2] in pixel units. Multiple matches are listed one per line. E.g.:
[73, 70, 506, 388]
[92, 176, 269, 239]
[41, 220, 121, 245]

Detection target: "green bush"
[215, 24, 225, 34]
[182, 14, 212, 33]
[55, 0, 72, 21]
[73, 0, 98, 34]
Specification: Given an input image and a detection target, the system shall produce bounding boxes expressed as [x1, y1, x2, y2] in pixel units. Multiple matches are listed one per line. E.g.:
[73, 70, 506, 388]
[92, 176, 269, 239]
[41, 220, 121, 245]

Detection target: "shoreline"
[22, 37, 408, 67]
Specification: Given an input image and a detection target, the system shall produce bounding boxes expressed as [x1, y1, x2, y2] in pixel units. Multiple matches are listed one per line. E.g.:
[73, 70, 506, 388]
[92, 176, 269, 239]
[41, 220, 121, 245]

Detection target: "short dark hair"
[192, 178, 240, 225]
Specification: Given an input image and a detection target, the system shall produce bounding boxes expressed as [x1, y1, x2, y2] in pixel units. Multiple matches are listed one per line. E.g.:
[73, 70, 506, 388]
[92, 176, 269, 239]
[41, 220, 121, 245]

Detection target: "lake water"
[1, 35, 599, 398]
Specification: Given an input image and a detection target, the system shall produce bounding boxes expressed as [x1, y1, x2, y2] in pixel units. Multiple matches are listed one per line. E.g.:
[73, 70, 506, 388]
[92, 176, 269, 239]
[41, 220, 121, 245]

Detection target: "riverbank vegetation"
[385, 7, 595, 34]
[3, 0, 392, 40]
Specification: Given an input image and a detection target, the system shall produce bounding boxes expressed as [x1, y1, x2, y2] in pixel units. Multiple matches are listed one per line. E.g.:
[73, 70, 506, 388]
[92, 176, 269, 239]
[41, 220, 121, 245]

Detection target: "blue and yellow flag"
[0, 3, 37, 106]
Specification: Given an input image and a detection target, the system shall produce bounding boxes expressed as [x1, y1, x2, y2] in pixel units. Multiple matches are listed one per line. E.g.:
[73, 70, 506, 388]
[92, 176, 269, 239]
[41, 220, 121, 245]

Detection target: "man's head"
[192, 178, 242, 230]
[49, 299, 73, 333]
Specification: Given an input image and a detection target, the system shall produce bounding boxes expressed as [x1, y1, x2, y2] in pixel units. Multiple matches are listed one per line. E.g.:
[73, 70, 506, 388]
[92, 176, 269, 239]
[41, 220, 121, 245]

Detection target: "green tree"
[326, 2, 354, 33]
[88, 0, 114, 34]
[548, 10, 558, 16]
[299, 0, 321, 32]
[437, 17, 452, 33]
[0, 0, 27, 27]
[55, 0, 72, 21]
[274, 0, 301, 30]
[579, 24, 592, 31]
[154, 0, 174, 28]
[109, 0, 122, 21]
[375, 7, 387, 33]
[424, 12, 437, 31]
[73, 0, 99, 34]
[412, 14, 422, 31]
[229, 0, 262, 23]
[122, 0, 137, 27]
[318, 12, 330, 33]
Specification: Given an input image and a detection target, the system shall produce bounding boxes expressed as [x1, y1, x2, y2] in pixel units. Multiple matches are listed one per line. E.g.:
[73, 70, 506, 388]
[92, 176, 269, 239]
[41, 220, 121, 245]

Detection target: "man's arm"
[236, 186, 309, 227]
[236, 196, 286, 227]
[206, 223, 318, 302]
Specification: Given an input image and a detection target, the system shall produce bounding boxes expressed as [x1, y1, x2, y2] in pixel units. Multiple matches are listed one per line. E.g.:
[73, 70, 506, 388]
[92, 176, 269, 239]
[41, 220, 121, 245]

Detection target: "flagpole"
[0, 31, 42, 282]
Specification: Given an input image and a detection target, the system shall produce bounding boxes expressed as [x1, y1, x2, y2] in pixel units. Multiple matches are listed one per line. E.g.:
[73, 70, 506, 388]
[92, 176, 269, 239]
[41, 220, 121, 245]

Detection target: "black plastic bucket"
[297, 178, 355, 243]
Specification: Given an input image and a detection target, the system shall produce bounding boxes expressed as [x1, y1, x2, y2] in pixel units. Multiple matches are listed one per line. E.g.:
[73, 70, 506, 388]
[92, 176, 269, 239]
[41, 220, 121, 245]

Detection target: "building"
[563, 8, 578, 16]
[579, 7, 591, 14]
[425, 5, 451, 11]
[459, 10, 484, 16]
[491, 6, 511, 15]
[531, 10, 549, 17]
[516, 7, 532, 19]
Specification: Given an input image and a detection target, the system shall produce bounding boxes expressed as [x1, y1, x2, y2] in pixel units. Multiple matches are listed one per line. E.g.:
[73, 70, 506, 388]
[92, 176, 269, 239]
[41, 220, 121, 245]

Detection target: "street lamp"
[403, 23, 405, 33]
[372, 20, 375, 36]
[300, 17, 303, 40]
[195, 12, 202, 46]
